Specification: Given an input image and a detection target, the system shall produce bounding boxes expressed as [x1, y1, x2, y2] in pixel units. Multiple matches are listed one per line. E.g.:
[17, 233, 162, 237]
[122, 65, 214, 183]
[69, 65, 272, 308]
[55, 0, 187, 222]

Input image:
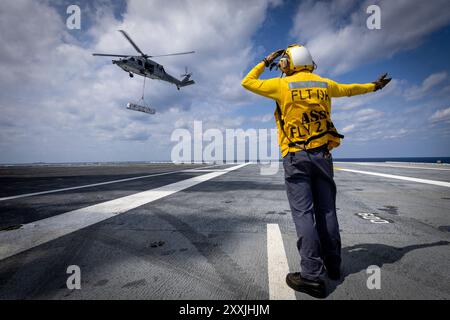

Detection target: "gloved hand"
[263, 49, 284, 67]
[373, 73, 392, 91]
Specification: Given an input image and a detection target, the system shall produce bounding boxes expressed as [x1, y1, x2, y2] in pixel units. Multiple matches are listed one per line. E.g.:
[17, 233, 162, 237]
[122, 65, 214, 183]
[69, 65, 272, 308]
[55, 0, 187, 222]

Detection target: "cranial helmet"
[279, 44, 315, 75]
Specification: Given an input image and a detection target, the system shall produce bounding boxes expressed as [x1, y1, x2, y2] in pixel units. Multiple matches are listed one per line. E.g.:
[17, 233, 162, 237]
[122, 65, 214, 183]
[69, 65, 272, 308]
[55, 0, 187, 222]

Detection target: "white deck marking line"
[337, 168, 450, 188]
[185, 163, 252, 173]
[267, 224, 296, 300]
[183, 169, 233, 173]
[0, 163, 250, 261]
[187, 164, 228, 170]
[334, 162, 450, 171]
[224, 162, 252, 171]
[0, 167, 210, 202]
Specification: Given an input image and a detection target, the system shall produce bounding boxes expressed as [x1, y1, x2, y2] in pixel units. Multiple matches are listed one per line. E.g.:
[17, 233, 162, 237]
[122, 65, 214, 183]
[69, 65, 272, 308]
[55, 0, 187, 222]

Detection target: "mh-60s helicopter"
[93, 30, 195, 90]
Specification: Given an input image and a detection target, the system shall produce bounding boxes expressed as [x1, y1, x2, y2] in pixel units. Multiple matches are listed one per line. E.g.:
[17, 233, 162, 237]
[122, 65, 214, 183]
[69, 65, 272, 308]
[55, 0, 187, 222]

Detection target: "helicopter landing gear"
[177, 85, 180, 91]
[129, 72, 134, 78]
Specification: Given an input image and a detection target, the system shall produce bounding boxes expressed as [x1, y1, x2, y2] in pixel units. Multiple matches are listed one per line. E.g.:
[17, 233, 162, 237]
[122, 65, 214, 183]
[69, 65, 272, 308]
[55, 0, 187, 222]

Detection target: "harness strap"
[276, 103, 344, 150]
[288, 130, 344, 148]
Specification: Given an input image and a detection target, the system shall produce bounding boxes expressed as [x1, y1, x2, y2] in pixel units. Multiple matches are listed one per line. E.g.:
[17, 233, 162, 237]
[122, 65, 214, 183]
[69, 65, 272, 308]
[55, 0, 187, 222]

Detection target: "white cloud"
[290, 0, 450, 75]
[251, 114, 274, 123]
[407, 71, 448, 100]
[334, 108, 383, 122]
[341, 124, 355, 133]
[430, 107, 450, 123]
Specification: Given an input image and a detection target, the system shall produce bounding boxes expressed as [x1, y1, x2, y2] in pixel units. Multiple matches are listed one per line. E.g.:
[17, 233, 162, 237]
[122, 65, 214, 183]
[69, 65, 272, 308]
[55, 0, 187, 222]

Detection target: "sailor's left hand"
[373, 73, 392, 91]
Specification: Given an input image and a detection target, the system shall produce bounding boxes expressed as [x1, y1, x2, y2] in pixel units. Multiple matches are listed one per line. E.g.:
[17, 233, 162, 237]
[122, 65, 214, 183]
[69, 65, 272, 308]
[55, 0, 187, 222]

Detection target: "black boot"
[325, 264, 341, 280]
[326, 267, 341, 281]
[286, 273, 326, 298]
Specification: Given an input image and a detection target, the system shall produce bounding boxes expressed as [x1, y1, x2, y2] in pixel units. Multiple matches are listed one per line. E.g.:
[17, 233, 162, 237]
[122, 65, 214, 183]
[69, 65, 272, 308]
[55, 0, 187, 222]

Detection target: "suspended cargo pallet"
[126, 103, 156, 115]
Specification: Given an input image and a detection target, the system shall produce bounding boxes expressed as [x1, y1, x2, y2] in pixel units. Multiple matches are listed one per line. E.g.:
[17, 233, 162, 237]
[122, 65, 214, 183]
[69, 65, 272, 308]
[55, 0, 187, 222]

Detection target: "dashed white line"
[336, 168, 450, 188]
[0, 163, 250, 261]
[267, 223, 296, 300]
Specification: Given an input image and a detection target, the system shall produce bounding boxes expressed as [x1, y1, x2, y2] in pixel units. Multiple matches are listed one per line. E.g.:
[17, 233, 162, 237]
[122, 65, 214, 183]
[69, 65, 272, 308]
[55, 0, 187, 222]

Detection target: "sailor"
[241, 44, 391, 298]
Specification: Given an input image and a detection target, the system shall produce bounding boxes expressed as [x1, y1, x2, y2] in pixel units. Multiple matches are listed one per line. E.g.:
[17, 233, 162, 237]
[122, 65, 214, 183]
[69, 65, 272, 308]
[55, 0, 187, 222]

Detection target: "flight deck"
[0, 162, 448, 299]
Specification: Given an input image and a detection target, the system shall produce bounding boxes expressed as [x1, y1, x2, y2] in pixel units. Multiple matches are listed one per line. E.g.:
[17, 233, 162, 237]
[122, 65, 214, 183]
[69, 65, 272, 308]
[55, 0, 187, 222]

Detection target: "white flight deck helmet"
[279, 44, 316, 75]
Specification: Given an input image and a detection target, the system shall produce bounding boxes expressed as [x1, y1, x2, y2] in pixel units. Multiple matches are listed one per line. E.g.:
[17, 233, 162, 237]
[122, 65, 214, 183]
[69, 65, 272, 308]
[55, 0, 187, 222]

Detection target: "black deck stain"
[265, 211, 276, 215]
[378, 205, 398, 215]
[438, 226, 450, 233]
[94, 279, 109, 287]
[0, 224, 23, 231]
[122, 279, 147, 289]
[149, 240, 165, 248]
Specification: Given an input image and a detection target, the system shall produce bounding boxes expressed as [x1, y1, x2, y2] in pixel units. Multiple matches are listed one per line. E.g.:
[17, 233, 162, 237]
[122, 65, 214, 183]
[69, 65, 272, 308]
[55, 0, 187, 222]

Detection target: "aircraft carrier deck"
[0, 162, 449, 300]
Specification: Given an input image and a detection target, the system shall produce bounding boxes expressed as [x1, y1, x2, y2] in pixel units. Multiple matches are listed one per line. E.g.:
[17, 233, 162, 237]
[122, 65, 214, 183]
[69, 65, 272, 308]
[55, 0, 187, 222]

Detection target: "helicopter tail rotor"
[179, 67, 195, 88]
[181, 66, 192, 78]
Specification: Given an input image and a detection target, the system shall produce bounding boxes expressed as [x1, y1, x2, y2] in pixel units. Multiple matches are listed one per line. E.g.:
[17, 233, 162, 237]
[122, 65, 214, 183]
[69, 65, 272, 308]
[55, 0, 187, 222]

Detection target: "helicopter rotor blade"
[181, 66, 192, 77]
[93, 53, 131, 57]
[149, 51, 195, 58]
[118, 30, 147, 57]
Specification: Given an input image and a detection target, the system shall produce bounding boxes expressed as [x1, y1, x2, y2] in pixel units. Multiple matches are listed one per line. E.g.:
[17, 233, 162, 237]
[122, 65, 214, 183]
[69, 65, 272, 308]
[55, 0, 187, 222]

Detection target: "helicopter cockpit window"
[137, 60, 142, 66]
[130, 57, 135, 61]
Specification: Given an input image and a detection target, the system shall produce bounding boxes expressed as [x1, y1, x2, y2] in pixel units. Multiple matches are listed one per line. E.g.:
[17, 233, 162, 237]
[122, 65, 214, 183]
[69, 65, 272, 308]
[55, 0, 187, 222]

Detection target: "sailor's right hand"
[263, 49, 284, 67]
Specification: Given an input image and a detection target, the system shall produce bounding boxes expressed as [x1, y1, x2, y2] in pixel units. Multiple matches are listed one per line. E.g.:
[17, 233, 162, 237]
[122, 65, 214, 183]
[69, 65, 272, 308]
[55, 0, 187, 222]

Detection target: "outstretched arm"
[327, 73, 391, 98]
[327, 79, 376, 97]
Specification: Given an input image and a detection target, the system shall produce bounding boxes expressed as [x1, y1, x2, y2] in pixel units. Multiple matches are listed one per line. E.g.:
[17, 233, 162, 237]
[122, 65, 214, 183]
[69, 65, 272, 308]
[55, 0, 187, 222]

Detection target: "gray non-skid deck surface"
[0, 163, 449, 299]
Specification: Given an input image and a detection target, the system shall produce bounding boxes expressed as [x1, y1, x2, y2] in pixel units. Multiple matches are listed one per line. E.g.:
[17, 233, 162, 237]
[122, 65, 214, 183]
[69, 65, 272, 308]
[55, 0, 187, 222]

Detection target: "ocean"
[1, 157, 450, 166]
[334, 157, 450, 164]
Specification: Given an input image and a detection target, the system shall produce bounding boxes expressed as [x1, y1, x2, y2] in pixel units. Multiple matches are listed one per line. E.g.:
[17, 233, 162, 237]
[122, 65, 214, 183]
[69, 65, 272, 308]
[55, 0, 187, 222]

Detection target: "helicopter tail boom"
[177, 73, 195, 88]
[178, 79, 195, 88]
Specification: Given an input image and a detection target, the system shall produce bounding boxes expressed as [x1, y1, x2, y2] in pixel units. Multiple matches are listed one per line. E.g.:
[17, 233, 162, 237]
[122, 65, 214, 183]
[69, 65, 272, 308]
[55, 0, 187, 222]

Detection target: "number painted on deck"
[355, 212, 390, 224]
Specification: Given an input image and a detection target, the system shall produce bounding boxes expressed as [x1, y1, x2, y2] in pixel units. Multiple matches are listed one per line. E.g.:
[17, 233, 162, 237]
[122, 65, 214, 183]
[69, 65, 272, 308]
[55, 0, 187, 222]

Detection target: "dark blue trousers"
[282, 146, 341, 281]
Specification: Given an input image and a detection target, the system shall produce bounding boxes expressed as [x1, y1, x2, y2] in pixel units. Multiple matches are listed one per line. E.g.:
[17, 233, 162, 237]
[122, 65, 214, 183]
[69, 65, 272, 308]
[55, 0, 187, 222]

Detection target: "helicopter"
[92, 30, 195, 90]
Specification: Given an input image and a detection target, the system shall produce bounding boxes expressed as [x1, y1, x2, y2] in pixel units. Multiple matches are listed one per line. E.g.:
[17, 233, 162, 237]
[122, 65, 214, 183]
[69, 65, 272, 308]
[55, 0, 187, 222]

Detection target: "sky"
[0, 0, 450, 163]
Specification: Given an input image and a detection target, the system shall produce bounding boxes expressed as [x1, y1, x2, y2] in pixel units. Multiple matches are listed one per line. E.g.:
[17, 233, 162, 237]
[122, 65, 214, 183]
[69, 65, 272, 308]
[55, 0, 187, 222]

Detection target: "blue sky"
[0, 0, 449, 163]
